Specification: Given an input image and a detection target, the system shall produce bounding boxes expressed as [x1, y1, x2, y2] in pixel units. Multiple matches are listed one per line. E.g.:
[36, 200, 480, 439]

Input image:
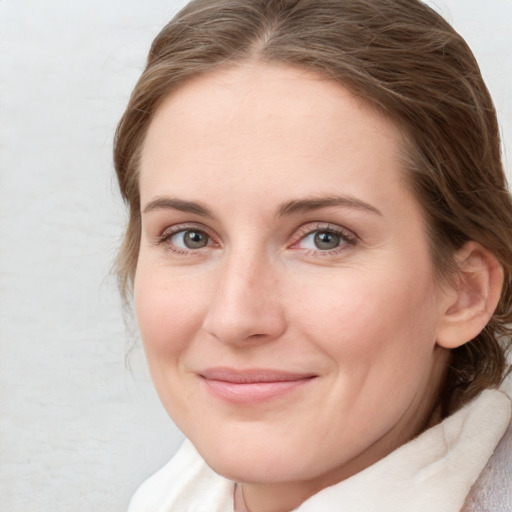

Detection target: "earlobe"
[436, 242, 503, 349]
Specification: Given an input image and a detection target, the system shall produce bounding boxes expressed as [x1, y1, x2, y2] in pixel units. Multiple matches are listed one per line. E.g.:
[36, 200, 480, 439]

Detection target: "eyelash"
[155, 222, 358, 256]
[291, 223, 358, 255]
[156, 223, 217, 255]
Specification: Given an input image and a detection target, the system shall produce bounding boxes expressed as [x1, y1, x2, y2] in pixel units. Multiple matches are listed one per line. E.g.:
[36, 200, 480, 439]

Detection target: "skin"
[135, 61, 459, 512]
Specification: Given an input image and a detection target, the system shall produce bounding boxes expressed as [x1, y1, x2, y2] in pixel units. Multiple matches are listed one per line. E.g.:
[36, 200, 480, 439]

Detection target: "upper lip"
[199, 367, 317, 383]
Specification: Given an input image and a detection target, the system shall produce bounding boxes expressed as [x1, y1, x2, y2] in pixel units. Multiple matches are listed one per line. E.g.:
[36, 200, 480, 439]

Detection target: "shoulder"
[127, 440, 234, 512]
[462, 394, 512, 512]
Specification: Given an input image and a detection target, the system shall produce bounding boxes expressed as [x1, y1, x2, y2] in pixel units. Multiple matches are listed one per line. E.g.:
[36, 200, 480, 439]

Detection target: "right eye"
[153, 221, 218, 256]
[166, 229, 211, 250]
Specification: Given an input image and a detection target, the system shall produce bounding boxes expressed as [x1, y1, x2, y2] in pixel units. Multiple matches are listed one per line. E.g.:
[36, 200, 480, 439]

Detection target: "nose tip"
[202, 258, 286, 346]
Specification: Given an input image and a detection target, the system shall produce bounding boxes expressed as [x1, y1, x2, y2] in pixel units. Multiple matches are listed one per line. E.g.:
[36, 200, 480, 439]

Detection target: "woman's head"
[115, 0, 511, 435]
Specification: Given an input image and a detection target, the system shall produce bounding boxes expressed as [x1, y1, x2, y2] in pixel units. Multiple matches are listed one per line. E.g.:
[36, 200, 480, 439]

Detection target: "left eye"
[298, 230, 345, 251]
[170, 229, 210, 249]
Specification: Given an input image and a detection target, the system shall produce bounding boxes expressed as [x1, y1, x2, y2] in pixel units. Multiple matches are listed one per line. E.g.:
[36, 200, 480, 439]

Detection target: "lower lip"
[203, 378, 313, 405]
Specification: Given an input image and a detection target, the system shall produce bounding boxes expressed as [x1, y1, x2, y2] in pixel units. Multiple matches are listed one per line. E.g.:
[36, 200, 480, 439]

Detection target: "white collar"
[128, 389, 511, 512]
[295, 389, 511, 512]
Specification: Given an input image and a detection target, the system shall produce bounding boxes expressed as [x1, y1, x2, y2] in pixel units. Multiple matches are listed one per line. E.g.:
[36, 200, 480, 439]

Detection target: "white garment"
[128, 389, 511, 512]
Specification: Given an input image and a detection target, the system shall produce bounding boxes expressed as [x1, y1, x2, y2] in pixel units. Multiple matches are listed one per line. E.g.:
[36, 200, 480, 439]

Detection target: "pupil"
[314, 231, 340, 250]
[184, 231, 207, 249]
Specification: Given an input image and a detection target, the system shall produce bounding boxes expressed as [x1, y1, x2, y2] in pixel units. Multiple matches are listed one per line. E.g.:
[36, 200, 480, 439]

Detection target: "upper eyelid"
[160, 222, 211, 236]
[152, 221, 358, 249]
[293, 222, 358, 240]
[155, 225, 219, 256]
[155, 223, 217, 247]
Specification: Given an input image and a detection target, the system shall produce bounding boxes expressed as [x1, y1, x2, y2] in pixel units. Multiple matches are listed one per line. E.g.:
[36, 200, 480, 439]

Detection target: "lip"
[199, 367, 317, 405]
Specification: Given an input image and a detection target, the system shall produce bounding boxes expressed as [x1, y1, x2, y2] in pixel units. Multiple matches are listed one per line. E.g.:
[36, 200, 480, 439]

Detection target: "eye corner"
[153, 223, 220, 256]
[289, 222, 359, 255]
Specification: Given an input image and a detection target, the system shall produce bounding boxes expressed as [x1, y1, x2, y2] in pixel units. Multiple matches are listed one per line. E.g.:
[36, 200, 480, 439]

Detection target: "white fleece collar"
[295, 389, 511, 512]
[127, 389, 511, 512]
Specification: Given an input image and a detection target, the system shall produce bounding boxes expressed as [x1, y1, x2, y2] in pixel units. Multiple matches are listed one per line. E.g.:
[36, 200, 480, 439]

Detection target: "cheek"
[134, 268, 205, 358]
[295, 269, 439, 367]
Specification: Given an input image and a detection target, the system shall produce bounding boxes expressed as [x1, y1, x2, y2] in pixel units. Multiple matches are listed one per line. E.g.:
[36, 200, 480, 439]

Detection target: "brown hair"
[114, 0, 512, 411]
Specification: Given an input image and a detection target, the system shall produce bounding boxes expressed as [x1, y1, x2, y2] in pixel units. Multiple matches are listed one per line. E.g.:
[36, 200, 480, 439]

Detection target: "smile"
[199, 367, 317, 405]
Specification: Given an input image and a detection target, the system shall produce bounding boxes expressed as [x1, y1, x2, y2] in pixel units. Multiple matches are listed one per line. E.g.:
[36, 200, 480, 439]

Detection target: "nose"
[202, 250, 287, 346]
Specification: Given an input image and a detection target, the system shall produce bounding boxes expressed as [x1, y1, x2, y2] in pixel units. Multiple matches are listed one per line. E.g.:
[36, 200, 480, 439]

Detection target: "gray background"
[0, 1, 510, 511]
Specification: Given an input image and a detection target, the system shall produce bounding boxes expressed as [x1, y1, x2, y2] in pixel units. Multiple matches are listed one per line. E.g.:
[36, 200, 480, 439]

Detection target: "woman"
[114, 1, 512, 510]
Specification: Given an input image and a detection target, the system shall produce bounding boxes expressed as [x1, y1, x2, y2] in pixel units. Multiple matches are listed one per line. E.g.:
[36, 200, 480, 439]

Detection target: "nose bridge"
[203, 243, 285, 344]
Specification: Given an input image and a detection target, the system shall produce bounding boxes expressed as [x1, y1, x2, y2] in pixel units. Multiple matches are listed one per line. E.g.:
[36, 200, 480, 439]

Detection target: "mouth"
[199, 367, 317, 405]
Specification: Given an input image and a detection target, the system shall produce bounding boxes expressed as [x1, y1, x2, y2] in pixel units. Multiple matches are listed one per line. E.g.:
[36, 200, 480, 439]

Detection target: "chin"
[191, 430, 330, 485]
[206, 453, 304, 485]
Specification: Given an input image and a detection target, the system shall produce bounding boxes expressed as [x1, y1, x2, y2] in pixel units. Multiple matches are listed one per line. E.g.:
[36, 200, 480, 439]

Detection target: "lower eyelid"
[154, 223, 357, 255]
[157, 226, 222, 255]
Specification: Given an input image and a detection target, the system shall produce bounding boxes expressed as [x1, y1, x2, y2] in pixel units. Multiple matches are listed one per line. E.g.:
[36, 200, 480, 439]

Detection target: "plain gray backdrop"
[0, 1, 510, 511]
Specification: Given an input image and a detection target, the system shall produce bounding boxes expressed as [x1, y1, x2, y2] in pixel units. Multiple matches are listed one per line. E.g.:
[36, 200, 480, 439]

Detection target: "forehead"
[139, 61, 411, 212]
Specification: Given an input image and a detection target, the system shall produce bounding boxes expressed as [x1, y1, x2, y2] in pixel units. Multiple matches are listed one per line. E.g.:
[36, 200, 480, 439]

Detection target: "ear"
[436, 242, 503, 349]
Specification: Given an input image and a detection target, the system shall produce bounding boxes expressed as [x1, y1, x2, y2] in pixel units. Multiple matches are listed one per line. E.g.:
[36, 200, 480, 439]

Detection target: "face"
[135, 62, 451, 501]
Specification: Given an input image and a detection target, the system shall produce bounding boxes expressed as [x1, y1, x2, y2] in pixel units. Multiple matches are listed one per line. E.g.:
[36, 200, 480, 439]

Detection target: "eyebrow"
[276, 195, 383, 217]
[142, 194, 382, 219]
[143, 197, 215, 218]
